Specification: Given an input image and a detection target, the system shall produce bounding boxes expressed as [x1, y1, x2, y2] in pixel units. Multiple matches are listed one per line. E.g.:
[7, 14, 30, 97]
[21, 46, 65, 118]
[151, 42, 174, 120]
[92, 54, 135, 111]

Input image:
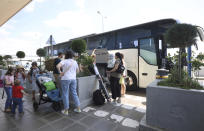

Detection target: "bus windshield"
[139, 38, 157, 65]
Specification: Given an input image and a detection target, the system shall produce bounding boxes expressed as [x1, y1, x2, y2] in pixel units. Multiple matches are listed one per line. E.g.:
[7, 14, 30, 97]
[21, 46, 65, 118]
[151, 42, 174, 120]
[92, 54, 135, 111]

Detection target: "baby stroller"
[33, 74, 62, 111]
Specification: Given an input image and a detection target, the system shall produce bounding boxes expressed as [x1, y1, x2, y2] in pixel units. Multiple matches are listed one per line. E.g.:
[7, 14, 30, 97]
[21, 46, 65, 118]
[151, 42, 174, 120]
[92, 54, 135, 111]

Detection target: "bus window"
[116, 28, 149, 49]
[139, 38, 157, 65]
[87, 33, 115, 50]
[159, 39, 162, 50]
[134, 40, 138, 47]
[119, 42, 122, 49]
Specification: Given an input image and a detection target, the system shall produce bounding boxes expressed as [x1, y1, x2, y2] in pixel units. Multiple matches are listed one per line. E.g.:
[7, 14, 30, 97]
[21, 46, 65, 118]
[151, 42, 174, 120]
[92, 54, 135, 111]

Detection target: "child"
[27, 62, 39, 101]
[12, 79, 26, 114]
[15, 66, 26, 87]
[4, 67, 14, 112]
[120, 53, 126, 97]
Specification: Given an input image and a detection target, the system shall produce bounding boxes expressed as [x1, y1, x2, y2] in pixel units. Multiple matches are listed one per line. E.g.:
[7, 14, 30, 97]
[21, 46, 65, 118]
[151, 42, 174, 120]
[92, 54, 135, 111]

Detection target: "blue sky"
[0, 0, 204, 56]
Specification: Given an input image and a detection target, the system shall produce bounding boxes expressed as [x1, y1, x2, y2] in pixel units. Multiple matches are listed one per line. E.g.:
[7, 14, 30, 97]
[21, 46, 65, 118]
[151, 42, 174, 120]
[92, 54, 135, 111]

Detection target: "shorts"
[119, 76, 125, 85]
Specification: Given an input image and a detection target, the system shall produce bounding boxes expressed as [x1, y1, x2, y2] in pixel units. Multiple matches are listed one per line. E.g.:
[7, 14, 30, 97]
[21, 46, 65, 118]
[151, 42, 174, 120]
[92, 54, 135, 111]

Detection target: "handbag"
[116, 63, 125, 74]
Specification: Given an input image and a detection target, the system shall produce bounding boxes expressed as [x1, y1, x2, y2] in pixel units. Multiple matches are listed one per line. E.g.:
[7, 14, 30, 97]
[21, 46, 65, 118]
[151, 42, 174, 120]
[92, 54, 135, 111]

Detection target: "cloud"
[35, 0, 46, 2]
[21, 31, 43, 39]
[44, 10, 96, 38]
[0, 37, 40, 56]
[75, 0, 85, 8]
[24, 0, 47, 12]
[0, 29, 10, 36]
[0, 31, 44, 56]
[0, 22, 14, 36]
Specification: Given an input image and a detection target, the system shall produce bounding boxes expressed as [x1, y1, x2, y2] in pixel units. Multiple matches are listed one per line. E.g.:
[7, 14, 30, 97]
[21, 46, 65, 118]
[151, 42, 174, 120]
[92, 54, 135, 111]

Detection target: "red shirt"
[12, 85, 24, 98]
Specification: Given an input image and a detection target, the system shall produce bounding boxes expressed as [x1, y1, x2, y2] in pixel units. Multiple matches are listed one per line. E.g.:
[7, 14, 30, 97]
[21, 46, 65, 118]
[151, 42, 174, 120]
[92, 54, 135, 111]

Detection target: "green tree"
[196, 53, 204, 61]
[0, 55, 3, 61]
[36, 48, 46, 69]
[71, 39, 87, 56]
[3, 55, 12, 60]
[0, 55, 4, 66]
[191, 53, 204, 78]
[71, 39, 94, 76]
[16, 51, 25, 61]
[165, 23, 198, 81]
[45, 59, 55, 71]
[3, 55, 12, 68]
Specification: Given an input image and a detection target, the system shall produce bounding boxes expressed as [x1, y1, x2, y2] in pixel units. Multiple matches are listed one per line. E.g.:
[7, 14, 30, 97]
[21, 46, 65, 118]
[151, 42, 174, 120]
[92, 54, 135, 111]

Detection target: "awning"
[0, 0, 32, 27]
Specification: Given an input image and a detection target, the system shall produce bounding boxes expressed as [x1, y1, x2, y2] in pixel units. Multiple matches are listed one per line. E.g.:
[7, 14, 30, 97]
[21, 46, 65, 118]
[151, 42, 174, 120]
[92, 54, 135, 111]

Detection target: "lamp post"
[97, 11, 106, 32]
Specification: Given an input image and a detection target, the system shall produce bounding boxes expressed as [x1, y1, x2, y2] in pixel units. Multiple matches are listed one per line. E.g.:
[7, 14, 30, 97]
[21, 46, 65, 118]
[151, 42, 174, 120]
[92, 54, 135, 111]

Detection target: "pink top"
[4, 75, 14, 87]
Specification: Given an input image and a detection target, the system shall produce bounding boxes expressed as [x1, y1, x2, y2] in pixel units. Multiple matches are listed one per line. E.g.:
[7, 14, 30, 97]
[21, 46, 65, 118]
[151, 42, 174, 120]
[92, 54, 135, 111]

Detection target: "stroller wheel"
[33, 101, 39, 111]
[52, 102, 61, 111]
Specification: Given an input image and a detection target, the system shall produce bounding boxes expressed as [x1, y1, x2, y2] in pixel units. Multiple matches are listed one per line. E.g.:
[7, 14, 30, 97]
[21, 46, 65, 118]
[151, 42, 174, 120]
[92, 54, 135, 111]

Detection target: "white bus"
[86, 19, 204, 90]
[86, 19, 177, 90]
[45, 19, 204, 90]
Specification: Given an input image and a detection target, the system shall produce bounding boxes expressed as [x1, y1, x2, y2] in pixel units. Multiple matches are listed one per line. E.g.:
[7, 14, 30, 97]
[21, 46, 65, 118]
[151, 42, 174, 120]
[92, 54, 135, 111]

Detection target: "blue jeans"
[61, 80, 80, 110]
[12, 98, 23, 113]
[4, 87, 12, 110]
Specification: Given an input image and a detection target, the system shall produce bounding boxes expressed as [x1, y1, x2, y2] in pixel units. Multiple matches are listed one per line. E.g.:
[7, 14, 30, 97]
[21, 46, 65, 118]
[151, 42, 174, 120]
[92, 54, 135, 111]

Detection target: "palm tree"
[165, 23, 198, 81]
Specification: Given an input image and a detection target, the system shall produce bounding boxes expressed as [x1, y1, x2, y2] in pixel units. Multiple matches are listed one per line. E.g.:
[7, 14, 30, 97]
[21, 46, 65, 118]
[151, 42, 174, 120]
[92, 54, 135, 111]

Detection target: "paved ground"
[0, 88, 146, 131]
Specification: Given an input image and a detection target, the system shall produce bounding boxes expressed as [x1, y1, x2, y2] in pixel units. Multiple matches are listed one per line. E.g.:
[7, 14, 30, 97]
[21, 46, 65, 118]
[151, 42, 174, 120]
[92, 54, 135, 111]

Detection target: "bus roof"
[45, 18, 177, 47]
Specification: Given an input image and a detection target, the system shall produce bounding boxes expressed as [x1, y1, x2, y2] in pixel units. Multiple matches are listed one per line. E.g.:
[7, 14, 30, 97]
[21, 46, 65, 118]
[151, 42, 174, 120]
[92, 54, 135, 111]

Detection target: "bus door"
[138, 37, 158, 88]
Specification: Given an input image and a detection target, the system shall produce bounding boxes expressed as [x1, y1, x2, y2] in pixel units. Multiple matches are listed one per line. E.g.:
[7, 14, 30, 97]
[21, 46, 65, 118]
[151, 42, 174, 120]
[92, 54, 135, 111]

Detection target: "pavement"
[0, 88, 146, 131]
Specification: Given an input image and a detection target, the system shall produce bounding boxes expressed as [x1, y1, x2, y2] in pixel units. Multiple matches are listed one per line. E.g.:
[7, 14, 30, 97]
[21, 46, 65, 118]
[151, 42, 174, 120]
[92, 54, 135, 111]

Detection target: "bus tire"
[126, 71, 138, 91]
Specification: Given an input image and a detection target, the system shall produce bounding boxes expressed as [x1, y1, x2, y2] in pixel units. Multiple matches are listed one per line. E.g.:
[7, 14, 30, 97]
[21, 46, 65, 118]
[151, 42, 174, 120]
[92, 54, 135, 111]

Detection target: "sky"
[0, 0, 204, 57]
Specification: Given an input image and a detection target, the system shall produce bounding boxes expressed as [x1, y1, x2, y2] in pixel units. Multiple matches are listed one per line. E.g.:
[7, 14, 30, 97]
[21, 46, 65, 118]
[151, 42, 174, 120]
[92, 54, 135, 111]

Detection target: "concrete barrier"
[141, 80, 204, 131]
[70, 75, 99, 109]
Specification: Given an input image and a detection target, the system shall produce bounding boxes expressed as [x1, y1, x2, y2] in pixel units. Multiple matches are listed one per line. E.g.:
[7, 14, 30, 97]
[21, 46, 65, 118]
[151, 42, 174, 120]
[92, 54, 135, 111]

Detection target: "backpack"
[93, 89, 105, 105]
[116, 63, 125, 74]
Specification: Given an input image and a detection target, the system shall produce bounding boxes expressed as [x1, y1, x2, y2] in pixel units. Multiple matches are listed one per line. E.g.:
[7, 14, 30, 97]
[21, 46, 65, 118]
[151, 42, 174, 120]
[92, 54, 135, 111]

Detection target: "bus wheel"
[125, 71, 137, 91]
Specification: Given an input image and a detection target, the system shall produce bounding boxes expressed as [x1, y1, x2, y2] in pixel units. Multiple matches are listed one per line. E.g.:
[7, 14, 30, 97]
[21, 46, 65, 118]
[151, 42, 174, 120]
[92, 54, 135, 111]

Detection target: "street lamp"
[97, 11, 106, 32]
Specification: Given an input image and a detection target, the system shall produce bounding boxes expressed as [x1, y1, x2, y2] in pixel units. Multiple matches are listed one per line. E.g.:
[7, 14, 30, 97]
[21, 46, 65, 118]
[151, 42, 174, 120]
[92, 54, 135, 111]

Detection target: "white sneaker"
[61, 110, 68, 115]
[74, 108, 81, 113]
[112, 99, 117, 105]
[117, 98, 121, 103]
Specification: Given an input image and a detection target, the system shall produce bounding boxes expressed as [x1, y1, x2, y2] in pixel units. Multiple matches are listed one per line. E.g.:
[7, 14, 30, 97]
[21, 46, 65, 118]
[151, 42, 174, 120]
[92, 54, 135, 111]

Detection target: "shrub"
[36, 48, 46, 69]
[36, 48, 46, 57]
[158, 53, 203, 90]
[158, 71, 203, 90]
[71, 39, 87, 55]
[16, 51, 25, 59]
[0, 55, 3, 62]
[3, 55, 12, 60]
[76, 53, 94, 77]
[45, 59, 55, 71]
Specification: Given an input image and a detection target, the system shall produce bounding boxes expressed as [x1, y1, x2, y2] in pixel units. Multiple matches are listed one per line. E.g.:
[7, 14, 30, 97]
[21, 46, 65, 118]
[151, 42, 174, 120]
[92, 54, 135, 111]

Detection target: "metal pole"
[188, 46, 192, 77]
[50, 35, 53, 57]
[97, 11, 104, 32]
[101, 15, 104, 32]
